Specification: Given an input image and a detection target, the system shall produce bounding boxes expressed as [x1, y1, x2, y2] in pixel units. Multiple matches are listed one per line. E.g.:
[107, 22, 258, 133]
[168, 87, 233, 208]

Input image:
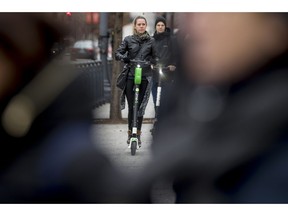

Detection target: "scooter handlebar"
[152, 65, 169, 70]
[129, 59, 151, 66]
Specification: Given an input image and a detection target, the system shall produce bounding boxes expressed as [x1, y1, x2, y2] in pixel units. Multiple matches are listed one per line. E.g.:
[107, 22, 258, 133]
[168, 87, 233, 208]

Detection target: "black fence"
[74, 60, 112, 108]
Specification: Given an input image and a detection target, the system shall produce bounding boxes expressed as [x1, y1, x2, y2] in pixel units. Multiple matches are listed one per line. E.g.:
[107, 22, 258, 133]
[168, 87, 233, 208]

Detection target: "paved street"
[91, 95, 176, 203]
[91, 123, 153, 175]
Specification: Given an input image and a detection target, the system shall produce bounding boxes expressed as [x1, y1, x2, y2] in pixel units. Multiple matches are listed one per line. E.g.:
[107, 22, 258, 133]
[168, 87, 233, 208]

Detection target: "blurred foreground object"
[0, 13, 128, 203]
[135, 13, 288, 203]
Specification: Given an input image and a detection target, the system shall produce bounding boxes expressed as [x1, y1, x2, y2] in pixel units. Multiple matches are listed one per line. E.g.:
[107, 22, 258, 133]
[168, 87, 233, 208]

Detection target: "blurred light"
[2, 94, 35, 137]
[66, 12, 72, 17]
[2, 60, 78, 137]
[159, 68, 163, 76]
[86, 12, 99, 24]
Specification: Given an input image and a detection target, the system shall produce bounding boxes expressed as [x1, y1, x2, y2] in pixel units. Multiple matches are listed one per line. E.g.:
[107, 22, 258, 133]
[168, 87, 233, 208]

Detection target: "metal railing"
[74, 59, 112, 108]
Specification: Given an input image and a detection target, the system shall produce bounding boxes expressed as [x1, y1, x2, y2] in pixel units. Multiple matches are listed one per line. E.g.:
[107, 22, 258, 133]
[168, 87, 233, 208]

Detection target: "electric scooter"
[151, 64, 168, 136]
[129, 59, 151, 156]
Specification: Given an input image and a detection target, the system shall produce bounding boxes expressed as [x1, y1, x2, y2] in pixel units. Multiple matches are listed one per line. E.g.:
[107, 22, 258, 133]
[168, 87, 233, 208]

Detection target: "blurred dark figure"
[133, 13, 288, 203]
[0, 13, 128, 203]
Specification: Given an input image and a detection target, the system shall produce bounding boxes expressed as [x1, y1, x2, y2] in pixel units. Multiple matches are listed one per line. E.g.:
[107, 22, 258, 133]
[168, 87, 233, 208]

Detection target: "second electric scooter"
[151, 64, 168, 136]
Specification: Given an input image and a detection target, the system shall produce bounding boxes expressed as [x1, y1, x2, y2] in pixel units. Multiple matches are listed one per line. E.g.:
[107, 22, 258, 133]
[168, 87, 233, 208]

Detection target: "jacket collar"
[153, 27, 171, 40]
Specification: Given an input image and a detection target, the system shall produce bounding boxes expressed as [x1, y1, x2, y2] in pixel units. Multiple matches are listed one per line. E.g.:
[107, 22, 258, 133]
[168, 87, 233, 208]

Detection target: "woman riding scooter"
[115, 15, 158, 146]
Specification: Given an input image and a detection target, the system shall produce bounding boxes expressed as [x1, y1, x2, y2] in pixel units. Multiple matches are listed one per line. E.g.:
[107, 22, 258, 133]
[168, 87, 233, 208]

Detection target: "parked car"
[70, 40, 99, 61]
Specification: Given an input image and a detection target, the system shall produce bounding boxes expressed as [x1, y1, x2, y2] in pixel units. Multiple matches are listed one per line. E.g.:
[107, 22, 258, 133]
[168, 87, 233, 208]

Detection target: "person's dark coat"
[153, 28, 176, 67]
[152, 28, 177, 83]
[115, 33, 158, 77]
[115, 33, 158, 116]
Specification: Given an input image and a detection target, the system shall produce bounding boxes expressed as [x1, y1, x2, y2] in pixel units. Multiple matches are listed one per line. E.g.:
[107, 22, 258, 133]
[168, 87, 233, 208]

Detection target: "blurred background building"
[47, 12, 176, 48]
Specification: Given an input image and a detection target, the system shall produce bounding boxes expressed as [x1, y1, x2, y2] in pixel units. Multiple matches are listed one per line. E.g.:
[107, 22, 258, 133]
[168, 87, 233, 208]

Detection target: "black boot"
[137, 130, 142, 147]
[127, 130, 132, 144]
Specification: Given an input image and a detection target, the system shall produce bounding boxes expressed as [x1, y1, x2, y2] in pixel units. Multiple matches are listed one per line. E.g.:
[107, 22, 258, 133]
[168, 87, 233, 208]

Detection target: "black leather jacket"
[115, 34, 158, 77]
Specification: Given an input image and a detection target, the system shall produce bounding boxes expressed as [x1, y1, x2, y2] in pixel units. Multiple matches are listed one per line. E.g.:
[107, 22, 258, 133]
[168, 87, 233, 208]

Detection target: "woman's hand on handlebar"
[123, 57, 130, 64]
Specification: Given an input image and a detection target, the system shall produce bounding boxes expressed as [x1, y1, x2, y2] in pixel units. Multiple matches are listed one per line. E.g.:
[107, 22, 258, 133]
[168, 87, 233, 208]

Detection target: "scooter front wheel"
[131, 141, 137, 156]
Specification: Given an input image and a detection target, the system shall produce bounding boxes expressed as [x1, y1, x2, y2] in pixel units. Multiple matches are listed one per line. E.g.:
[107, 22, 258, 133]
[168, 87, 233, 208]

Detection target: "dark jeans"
[125, 78, 148, 131]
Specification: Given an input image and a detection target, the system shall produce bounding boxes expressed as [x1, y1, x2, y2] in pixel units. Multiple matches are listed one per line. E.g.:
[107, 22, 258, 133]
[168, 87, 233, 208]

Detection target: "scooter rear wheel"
[131, 141, 137, 156]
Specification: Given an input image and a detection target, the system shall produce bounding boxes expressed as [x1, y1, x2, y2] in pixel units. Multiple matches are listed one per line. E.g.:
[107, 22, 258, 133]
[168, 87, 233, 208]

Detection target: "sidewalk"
[91, 94, 176, 203]
[91, 93, 156, 176]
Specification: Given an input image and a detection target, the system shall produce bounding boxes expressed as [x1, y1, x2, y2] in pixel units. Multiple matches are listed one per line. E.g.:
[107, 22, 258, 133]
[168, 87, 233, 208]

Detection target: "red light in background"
[66, 12, 72, 16]
[86, 12, 99, 24]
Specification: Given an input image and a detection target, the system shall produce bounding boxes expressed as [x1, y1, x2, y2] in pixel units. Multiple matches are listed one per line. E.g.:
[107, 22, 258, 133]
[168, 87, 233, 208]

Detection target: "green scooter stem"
[134, 66, 142, 85]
